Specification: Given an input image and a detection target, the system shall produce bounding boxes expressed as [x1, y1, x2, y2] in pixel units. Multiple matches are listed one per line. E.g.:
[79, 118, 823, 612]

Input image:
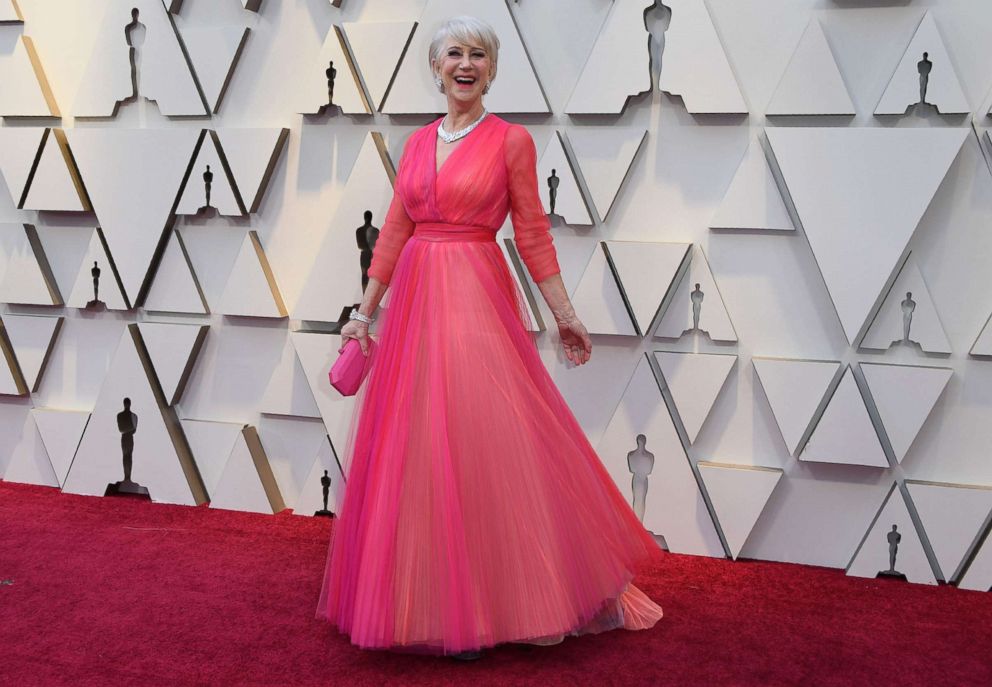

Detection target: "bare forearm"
[535, 272, 578, 323]
[357, 278, 388, 317]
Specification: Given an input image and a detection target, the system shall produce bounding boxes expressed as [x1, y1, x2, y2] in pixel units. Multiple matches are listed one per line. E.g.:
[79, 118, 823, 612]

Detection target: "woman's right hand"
[340, 319, 371, 356]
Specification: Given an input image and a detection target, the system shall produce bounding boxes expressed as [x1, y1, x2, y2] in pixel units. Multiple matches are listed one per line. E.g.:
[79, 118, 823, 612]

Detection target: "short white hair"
[428, 16, 500, 83]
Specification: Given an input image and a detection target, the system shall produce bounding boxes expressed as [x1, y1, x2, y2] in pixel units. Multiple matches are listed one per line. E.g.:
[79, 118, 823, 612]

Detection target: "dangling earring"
[483, 79, 492, 95]
[434, 74, 445, 94]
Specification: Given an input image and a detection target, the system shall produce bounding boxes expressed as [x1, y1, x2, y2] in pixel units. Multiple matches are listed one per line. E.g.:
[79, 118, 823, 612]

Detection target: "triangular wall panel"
[21, 130, 89, 211]
[565, 0, 652, 114]
[860, 255, 951, 354]
[31, 408, 90, 486]
[0, 36, 59, 117]
[214, 128, 289, 214]
[906, 480, 992, 582]
[65, 228, 129, 311]
[66, 128, 202, 305]
[342, 21, 416, 111]
[179, 25, 249, 114]
[710, 135, 794, 232]
[0, 127, 45, 206]
[766, 127, 967, 343]
[2, 314, 62, 392]
[73, 0, 207, 116]
[536, 131, 591, 225]
[655, 246, 736, 342]
[860, 362, 952, 464]
[217, 231, 287, 318]
[569, 243, 636, 336]
[596, 353, 724, 557]
[604, 241, 690, 336]
[137, 322, 208, 405]
[847, 483, 938, 585]
[655, 351, 737, 444]
[142, 230, 209, 315]
[659, 0, 747, 113]
[766, 19, 855, 116]
[875, 11, 969, 115]
[698, 461, 783, 559]
[568, 127, 646, 222]
[752, 357, 840, 455]
[801, 367, 888, 468]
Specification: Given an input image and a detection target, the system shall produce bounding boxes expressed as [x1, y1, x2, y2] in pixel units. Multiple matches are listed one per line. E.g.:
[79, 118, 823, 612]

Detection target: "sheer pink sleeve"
[367, 140, 416, 286]
[504, 124, 561, 283]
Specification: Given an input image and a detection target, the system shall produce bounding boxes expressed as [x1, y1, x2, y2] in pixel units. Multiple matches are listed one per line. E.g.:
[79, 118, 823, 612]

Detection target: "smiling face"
[432, 37, 493, 105]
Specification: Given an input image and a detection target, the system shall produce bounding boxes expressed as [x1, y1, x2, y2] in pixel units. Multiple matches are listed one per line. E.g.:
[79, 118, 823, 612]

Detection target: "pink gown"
[315, 114, 663, 655]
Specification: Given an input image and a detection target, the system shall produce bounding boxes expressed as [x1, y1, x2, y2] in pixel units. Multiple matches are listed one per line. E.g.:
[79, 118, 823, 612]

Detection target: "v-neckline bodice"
[432, 114, 491, 178]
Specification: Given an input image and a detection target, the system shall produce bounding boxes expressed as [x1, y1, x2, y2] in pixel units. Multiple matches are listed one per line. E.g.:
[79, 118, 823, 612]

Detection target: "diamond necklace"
[437, 109, 488, 144]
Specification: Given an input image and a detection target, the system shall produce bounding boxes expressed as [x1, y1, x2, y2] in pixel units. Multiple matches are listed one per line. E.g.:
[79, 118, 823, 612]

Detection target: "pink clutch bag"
[329, 338, 377, 396]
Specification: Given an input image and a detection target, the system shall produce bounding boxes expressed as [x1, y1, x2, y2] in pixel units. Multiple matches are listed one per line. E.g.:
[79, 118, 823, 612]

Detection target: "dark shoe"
[450, 650, 483, 661]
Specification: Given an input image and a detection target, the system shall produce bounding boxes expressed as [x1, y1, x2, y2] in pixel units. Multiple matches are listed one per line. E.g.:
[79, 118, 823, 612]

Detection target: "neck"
[444, 99, 485, 131]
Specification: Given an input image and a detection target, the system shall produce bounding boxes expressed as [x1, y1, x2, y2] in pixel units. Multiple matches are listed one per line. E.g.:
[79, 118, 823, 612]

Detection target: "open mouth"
[454, 76, 476, 86]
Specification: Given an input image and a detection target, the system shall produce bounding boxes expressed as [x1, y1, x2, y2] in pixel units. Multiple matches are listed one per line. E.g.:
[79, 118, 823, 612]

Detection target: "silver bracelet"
[349, 309, 374, 325]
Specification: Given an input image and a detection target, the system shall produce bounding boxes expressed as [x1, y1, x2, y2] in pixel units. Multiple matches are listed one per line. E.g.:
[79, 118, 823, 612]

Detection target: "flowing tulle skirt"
[315, 228, 662, 655]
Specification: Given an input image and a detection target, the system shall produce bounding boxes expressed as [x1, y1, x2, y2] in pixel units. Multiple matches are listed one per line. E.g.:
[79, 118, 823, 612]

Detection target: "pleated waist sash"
[413, 222, 496, 242]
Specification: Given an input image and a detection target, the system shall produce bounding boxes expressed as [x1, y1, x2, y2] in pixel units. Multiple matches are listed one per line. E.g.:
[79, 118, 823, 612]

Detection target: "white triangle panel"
[66, 229, 128, 311]
[860, 362, 951, 464]
[766, 19, 855, 116]
[21, 130, 88, 211]
[2, 314, 62, 392]
[176, 133, 243, 217]
[659, 0, 746, 113]
[62, 327, 204, 506]
[569, 244, 636, 336]
[698, 461, 783, 559]
[0, 224, 61, 306]
[752, 357, 840, 455]
[210, 427, 285, 514]
[31, 408, 90, 486]
[847, 483, 938, 585]
[875, 12, 969, 115]
[564, 0, 651, 114]
[597, 354, 723, 556]
[0, 127, 45, 206]
[214, 128, 288, 213]
[180, 25, 249, 113]
[0, 36, 58, 117]
[66, 128, 202, 305]
[296, 436, 347, 517]
[906, 480, 992, 582]
[181, 418, 243, 496]
[801, 367, 888, 468]
[604, 241, 689, 336]
[300, 25, 370, 114]
[143, 230, 208, 314]
[257, 415, 328, 510]
[568, 127, 646, 222]
[861, 256, 951, 354]
[137, 322, 208, 405]
[655, 351, 736, 444]
[536, 132, 591, 225]
[710, 135, 794, 232]
[382, 0, 548, 114]
[766, 127, 967, 343]
[655, 246, 736, 342]
[2, 412, 59, 487]
[73, 0, 207, 117]
[217, 231, 287, 318]
[342, 21, 416, 110]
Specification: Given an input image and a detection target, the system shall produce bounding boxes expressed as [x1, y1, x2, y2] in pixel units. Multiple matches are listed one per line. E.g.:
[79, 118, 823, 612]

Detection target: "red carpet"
[1, 480, 989, 687]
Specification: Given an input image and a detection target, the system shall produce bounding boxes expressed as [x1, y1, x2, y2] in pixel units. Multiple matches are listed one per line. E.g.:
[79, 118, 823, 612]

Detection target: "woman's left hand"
[557, 315, 592, 366]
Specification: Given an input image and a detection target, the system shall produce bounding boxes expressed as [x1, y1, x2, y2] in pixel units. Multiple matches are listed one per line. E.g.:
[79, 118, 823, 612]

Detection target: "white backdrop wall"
[3, 0, 992, 584]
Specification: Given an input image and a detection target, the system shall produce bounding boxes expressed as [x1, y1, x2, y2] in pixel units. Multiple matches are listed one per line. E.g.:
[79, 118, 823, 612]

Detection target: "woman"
[316, 16, 663, 659]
